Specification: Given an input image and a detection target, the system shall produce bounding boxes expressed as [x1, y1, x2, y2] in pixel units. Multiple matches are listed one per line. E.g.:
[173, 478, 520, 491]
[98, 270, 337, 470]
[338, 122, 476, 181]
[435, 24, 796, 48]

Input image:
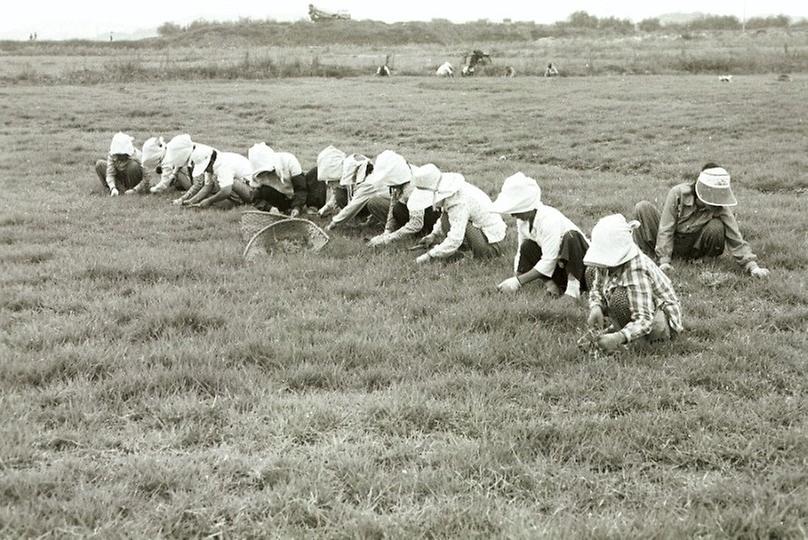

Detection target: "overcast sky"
[4, 0, 806, 40]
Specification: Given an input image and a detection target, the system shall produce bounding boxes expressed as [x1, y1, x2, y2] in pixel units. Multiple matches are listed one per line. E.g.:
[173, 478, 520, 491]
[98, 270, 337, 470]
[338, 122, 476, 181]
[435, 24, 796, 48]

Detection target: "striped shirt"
[589, 251, 684, 342]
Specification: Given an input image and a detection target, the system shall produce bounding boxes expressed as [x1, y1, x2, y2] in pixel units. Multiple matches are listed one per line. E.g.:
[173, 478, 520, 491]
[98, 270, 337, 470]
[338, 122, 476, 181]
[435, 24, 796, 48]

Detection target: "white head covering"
[317, 145, 346, 183]
[248, 142, 276, 180]
[163, 134, 194, 169]
[408, 165, 465, 211]
[583, 214, 641, 268]
[109, 132, 135, 156]
[141, 136, 165, 170]
[340, 153, 371, 186]
[190, 144, 215, 178]
[366, 150, 412, 188]
[696, 166, 737, 207]
[491, 172, 542, 214]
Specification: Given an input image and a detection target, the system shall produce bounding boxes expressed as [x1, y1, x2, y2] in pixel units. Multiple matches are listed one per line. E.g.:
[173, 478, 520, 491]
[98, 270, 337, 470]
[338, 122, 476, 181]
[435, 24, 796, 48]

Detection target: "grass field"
[1, 74, 807, 537]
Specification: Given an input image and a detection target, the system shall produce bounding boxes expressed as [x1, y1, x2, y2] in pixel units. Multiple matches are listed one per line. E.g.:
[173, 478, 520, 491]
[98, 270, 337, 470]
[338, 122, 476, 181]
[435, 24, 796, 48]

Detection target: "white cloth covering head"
[366, 150, 412, 188]
[163, 134, 194, 169]
[317, 145, 346, 183]
[190, 144, 215, 178]
[340, 153, 371, 187]
[695, 166, 737, 207]
[583, 214, 641, 268]
[141, 136, 165, 170]
[109, 132, 135, 156]
[248, 142, 276, 180]
[408, 164, 465, 211]
[491, 172, 542, 214]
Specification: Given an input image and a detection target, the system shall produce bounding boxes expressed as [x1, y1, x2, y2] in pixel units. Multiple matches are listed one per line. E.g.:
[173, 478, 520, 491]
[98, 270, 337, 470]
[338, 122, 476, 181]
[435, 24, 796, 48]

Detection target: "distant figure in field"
[125, 136, 192, 194]
[376, 54, 391, 77]
[461, 49, 491, 77]
[365, 151, 441, 248]
[436, 62, 454, 77]
[248, 143, 325, 217]
[492, 173, 589, 300]
[584, 214, 684, 353]
[324, 153, 382, 231]
[504, 66, 516, 78]
[109, 32, 113, 42]
[94, 132, 143, 196]
[632, 163, 770, 279]
[181, 144, 253, 209]
[718, 75, 733, 82]
[544, 63, 559, 77]
[408, 164, 506, 263]
[29, 33, 33, 41]
[34, 32, 37, 40]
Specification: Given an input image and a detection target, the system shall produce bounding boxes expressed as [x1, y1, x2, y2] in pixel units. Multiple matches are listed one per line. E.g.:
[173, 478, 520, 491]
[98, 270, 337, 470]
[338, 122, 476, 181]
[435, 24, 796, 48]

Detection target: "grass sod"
[1, 75, 807, 537]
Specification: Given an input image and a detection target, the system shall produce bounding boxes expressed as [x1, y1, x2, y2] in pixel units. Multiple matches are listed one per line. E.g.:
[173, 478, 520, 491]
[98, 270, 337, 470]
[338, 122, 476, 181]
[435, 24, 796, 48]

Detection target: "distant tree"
[157, 22, 182, 36]
[745, 15, 790, 29]
[638, 18, 661, 32]
[688, 15, 741, 31]
[599, 16, 635, 34]
[568, 11, 599, 29]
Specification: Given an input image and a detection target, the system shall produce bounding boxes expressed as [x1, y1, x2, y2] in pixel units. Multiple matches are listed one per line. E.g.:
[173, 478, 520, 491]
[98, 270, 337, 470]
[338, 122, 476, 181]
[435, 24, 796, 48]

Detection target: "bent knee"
[633, 200, 656, 219]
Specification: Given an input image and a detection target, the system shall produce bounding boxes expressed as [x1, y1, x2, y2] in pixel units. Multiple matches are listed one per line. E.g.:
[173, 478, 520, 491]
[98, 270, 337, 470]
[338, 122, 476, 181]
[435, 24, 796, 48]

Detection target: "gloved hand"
[415, 234, 436, 248]
[109, 188, 119, 197]
[171, 198, 184, 206]
[325, 221, 337, 232]
[415, 253, 431, 265]
[124, 188, 136, 195]
[587, 306, 604, 329]
[751, 266, 770, 279]
[597, 332, 626, 353]
[290, 207, 301, 218]
[497, 277, 521, 292]
[368, 234, 390, 247]
[659, 262, 674, 274]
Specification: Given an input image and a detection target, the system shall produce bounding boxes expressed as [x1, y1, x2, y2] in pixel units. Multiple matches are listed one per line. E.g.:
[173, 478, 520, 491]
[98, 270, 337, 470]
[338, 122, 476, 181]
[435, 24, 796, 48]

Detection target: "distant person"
[34, 32, 37, 40]
[632, 163, 770, 279]
[324, 153, 383, 231]
[109, 32, 113, 42]
[584, 214, 684, 353]
[182, 144, 253, 209]
[162, 134, 206, 203]
[248, 143, 325, 217]
[408, 164, 505, 263]
[364, 150, 439, 246]
[29, 33, 33, 41]
[492, 173, 589, 300]
[125, 136, 191, 194]
[544, 63, 559, 77]
[94, 132, 142, 196]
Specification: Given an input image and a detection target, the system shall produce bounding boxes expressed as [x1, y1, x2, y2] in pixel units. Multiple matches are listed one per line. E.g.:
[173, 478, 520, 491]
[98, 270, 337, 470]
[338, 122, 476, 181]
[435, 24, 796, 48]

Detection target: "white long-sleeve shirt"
[204, 152, 253, 189]
[385, 183, 426, 241]
[428, 180, 506, 259]
[331, 180, 389, 225]
[514, 204, 583, 276]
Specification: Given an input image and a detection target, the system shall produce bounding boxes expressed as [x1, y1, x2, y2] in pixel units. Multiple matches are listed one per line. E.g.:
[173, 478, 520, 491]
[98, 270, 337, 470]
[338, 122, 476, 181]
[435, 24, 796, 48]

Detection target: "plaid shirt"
[104, 148, 142, 190]
[589, 251, 684, 342]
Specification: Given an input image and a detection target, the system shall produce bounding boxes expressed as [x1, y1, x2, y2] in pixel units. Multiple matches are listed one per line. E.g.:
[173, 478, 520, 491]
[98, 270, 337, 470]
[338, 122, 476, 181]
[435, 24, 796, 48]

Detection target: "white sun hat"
[491, 172, 542, 214]
[141, 136, 165, 170]
[366, 150, 413, 188]
[109, 132, 135, 156]
[340, 153, 371, 186]
[583, 214, 641, 268]
[190, 144, 215, 178]
[163, 134, 194, 169]
[695, 166, 737, 207]
[408, 165, 465, 212]
[317, 145, 346, 183]
[248, 142, 276, 180]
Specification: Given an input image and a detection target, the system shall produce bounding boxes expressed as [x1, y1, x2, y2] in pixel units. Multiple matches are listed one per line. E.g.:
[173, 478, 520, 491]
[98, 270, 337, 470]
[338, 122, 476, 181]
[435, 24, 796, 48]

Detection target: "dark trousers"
[633, 201, 725, 260]
[517, 230, 590, 291]
[437, 212, 502, 258]
[253, 185, 293, 213]
[366, 198, 440, 236]
[95, 159, 142, 193]
[290, 168, 327, 211]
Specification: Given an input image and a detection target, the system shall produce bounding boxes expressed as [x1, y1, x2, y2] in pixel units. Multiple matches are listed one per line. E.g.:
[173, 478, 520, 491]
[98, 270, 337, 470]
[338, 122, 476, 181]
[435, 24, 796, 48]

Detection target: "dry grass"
[1, 74, 807, 537]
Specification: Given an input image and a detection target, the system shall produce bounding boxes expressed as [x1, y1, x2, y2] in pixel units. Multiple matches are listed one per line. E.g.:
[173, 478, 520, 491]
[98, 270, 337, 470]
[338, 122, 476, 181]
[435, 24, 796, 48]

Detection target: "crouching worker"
[248, 143, 325, 217]
[316, 145, 349, 218]
[633, 163, 770, 278]
[325, 153, 385, 232]
[584, 214, 684, 353]
[492, 172, 589, 300]
[409, 164, 505, 263]
[126, 136, 192, 195]
[167, 135, 205, 204]
[94, 132, 142, 196]
[182, 144, 253, 209]
[366, 151, 441, 247]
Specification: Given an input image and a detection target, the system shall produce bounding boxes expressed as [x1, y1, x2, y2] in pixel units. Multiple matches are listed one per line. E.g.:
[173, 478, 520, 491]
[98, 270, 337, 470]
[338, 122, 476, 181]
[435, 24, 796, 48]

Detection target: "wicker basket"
[242, 216, 329, 261]
[240, 210, 289, 245]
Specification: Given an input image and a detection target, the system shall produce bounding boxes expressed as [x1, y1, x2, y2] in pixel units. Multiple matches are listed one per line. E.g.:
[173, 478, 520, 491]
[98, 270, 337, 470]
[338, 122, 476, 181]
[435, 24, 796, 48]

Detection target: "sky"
[3, 0, 806, 40]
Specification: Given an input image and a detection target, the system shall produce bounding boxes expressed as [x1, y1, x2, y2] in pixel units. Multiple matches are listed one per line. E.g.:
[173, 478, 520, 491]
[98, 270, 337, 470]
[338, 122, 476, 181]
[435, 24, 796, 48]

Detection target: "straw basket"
[240, 211, 329, 261]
